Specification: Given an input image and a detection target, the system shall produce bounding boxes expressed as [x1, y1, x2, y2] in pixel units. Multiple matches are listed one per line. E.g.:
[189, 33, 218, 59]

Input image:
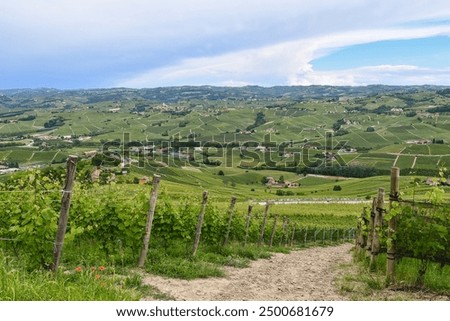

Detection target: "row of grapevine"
[356, 167, 449, 284]
[0, 162, 356, 270]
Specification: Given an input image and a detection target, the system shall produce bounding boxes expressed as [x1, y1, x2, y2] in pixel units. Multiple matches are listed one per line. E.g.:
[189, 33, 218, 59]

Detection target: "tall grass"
[353, 251, 450, 295]
[0, 254, 141, 301]
[143, 240, 277, 279]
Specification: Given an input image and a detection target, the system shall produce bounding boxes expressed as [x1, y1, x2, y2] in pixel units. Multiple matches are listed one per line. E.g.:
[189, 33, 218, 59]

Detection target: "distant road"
[257, 199, 370, 205]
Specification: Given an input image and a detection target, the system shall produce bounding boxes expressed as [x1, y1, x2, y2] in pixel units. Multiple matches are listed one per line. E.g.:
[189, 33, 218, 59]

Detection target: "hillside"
[1, 85, 450, 200]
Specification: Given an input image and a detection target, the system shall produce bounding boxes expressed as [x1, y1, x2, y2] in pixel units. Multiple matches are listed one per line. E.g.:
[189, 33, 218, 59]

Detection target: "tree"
[218, 170, 225, 176]
[279, 175, 285, 183]
[246, 111, 266, 130]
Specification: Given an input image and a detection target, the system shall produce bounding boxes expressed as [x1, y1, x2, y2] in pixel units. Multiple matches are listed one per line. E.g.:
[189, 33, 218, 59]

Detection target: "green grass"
[143, 240, 275, 279]
[351, 251, 450, 296]
[0, 254, 142, 300]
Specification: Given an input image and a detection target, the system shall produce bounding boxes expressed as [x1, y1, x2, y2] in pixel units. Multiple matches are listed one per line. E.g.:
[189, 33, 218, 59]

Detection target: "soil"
[142, 243, 449, 301]
[143, 243, 353, 301]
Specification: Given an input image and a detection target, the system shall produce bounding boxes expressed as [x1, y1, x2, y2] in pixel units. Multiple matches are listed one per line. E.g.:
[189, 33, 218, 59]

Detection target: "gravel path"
[143, 243, 353, 301]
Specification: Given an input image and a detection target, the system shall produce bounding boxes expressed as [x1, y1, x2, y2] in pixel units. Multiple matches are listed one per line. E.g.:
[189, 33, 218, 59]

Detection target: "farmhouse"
[91, 168, 101, 182]
[264, 177, 299, 188]
[139, 176, 150, 185]
[83, 150, 97, 158]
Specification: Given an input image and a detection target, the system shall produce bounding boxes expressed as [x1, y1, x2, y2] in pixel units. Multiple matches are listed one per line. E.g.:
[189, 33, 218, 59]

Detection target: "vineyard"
[355, 168, 450, 292]
[0, 158, 361, 300]
[0, 169, 356, 272]
[2, 159, 449, 300]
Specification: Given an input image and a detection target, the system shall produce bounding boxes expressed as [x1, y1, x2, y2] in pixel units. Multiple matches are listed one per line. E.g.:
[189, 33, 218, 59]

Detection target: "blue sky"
[312, 37, 450, 70]
[1, 0, 450, 89]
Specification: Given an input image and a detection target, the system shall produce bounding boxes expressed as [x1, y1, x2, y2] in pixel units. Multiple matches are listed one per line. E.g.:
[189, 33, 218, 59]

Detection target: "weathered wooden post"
[51, 155, 78, 272]
[280, 216, 288, 246]
[387, 167, 400, 282]
[290, 224, 296, 247]
[370, 188, 385, 268]
[223, 196, 237, 246]
[269, 215, 278, 247]
[138, 174, 161, 267]
[258, 201, 270, 245]
[243, 205, 253, 245]
[366, 197, 377, 253]
[356, 207, 368, 251]
[192, 191, 208, 256]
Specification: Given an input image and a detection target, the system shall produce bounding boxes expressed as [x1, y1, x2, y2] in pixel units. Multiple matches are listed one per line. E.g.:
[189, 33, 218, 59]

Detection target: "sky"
[1, 0, 450, 89]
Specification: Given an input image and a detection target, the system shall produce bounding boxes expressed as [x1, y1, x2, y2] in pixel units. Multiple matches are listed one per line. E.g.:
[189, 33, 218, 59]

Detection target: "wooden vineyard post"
[314, 229, 320, 242]
[290, 224, 296, 247]
[366, 197, 377, 254]
[269, 215, 278, 247]
[51, 156, 78, 272]
[138, 175, 161, 268]
[243, 205, 253, 245]
[370, 188, 385, 268]
[258, 201, 270, 245]
[223, 196, 237, 246]
[280, 216, 288, 246]
[192, 191, 208, 256]
[387, 167, 400, 283]
[356, 208, 368, 253]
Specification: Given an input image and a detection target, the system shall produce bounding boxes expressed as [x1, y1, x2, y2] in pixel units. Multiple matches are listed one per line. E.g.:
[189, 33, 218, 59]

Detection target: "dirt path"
[143, 243, 353, 301]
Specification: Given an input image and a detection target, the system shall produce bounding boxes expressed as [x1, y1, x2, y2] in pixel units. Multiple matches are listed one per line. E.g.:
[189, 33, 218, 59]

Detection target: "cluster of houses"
[264, 177, 299, 188]
[424, 177, 450, 186]
[0, 165, 20, 175]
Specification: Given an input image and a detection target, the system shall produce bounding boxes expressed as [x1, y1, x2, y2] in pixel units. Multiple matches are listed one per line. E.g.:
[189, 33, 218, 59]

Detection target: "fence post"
[192, 191, 208, 256]
[356, 207, 368, 252]
[370, 188, 385, 268]
[138, 174, 161, 268]
[280, 216, 288, 246]
[290, 224, 296, 247]
[269, 215, 278, 247]
[366, 197, 377, 253]
[387, 167, 400, 282]
[258, 201, 270, 245]
[243, 205, 253, 245]
[51, 155, 78, 272]
[223, 196, 237, 246]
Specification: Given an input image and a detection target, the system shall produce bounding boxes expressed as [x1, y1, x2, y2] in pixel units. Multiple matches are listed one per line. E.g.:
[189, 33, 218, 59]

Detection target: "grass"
[143, 240, 276, 279]
[340, 249, 450, 299]
[0, 254, 142, 301]
[395, 257, 450, 293]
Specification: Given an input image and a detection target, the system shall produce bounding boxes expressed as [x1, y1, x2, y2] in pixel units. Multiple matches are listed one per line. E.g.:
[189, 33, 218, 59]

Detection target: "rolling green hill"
[1, 85, 450, 201]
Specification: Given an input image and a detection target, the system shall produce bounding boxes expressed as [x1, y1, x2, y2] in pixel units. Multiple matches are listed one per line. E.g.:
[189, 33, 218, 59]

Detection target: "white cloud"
[2, 0, 450, 53]
[116, 25, 450, 87]
[293, 65, 450, 86]
[2, 0, 450, 87]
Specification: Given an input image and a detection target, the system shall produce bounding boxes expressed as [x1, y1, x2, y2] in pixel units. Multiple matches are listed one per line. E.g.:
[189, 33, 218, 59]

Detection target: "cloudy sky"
[1, 0, 450, 89]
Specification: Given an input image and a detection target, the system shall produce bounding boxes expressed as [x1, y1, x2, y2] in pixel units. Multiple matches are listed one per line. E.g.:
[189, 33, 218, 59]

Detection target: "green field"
[1, 86, 450, 201]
